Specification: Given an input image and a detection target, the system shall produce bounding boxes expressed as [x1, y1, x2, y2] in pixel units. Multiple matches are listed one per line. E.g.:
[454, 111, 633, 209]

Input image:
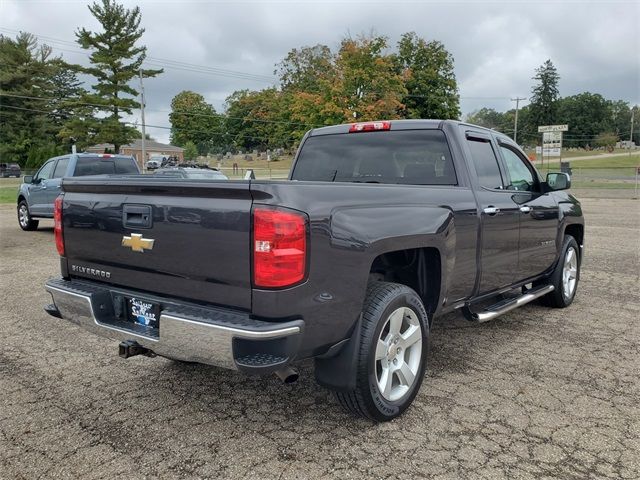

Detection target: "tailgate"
[61, 178, 253, 310]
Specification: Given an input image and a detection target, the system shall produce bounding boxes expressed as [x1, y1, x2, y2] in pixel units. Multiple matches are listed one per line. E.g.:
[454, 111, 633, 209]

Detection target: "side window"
[466, 137, 503, 189]
[35, 160, 55, 181]
[53, 157, 70, 178]
[500, 146, 535, 192]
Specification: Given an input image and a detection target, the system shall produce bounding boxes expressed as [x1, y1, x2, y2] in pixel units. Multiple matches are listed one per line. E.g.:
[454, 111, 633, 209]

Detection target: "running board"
[462, 285, 555, 323]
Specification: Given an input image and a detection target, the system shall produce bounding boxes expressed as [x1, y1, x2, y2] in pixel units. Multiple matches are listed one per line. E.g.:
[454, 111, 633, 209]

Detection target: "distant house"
[86, 139, 185, 168]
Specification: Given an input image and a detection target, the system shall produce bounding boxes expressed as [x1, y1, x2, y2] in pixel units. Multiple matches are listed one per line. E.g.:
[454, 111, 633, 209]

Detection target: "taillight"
[253, 207, 307, 288]
[349, 121, 391, 133]
[54, 195, 64, 256]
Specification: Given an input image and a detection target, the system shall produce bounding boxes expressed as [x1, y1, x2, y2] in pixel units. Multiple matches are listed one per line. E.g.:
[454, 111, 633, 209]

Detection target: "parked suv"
[1, 162, 22, 178]
[17, 153, 139, 230]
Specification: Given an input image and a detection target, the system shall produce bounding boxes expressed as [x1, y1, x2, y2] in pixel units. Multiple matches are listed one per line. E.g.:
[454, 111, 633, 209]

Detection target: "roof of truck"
[308, 119, 509, 139]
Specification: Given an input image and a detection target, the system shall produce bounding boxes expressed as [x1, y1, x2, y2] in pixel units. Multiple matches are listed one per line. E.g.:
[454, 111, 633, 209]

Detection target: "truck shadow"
[157, 305, 548, 429]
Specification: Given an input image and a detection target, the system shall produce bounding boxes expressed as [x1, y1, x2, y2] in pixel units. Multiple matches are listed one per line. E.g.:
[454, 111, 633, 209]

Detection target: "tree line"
[465, 60, 638, 148]
[169, 32, 460, 156]
[1, 0, 637, 168]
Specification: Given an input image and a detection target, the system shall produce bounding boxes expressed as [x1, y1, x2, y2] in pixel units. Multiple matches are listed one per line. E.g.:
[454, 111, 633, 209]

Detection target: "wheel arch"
[367, 247, 442, 321]
[563, 222, 584, 260]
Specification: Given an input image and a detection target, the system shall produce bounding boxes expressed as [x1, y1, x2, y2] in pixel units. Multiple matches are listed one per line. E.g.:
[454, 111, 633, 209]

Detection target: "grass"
[539, 154, 640, 170]
[524, 147, 632, 159]
[0, 178, 20, 204]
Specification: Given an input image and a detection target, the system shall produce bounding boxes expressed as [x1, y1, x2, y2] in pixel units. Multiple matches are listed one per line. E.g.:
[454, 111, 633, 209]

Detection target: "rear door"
[464, 132, 521, 294]
[46, 156, 70, 205]
[497, 141, 559, 278]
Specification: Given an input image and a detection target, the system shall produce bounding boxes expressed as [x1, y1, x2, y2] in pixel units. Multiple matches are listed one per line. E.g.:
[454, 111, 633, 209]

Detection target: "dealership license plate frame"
[125, 296, 161, 332]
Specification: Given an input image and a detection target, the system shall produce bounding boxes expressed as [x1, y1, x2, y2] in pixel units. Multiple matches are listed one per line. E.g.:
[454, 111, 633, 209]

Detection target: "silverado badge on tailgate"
[122, 233, 155, 253]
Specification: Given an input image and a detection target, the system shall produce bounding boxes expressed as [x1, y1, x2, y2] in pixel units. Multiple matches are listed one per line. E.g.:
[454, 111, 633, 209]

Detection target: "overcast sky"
[1, 0, 638, 143]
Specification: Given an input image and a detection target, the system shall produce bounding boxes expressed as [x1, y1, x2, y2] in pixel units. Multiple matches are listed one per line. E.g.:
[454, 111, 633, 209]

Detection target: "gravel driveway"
[1, 197, 638, 479]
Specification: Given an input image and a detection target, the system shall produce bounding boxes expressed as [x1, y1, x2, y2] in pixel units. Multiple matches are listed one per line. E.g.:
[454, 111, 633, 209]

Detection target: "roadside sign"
[542, 130, 563, 157]
[538, 124, 569, 133]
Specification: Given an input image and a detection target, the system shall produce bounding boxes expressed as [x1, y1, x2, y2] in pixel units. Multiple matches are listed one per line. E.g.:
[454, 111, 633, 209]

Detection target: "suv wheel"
[17, 201, 39, 231]
[335, 282, 429, 421]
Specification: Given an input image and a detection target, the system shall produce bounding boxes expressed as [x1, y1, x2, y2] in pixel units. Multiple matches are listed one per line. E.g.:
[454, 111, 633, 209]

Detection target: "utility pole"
[511, 97, 526, 144]
[139, 70, 147, 172]
[629, 108, 635, 158]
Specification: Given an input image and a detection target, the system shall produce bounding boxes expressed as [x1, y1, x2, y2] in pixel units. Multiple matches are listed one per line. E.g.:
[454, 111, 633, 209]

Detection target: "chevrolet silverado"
[44, 120, 584, 421]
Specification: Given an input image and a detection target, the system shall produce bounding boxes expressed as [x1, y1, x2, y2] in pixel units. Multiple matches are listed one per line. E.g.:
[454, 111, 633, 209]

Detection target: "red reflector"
[100, 154, 113, 158]
[349, 121, 391, 133]
[54, 196, 64, 256]
[253, 207, 307, 288]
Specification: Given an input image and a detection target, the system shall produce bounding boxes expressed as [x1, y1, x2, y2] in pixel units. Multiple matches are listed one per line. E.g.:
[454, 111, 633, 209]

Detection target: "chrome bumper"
[45, 278, 303, 371]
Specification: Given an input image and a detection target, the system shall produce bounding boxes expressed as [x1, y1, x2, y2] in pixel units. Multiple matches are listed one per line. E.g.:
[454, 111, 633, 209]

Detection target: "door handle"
[519, 206, 532, 214]
[483, 206, 500, 215]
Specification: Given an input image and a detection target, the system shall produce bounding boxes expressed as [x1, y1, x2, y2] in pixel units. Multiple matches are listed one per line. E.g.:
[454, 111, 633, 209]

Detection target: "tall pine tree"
[529, 59, 560, 128]
[75, 0, 162, 152]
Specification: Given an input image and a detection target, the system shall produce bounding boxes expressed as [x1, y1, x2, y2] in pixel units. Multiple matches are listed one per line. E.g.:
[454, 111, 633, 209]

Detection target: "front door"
[497, 142, 559, 279]
[27, 159, 56, 216]
[464, 132, 521, 294]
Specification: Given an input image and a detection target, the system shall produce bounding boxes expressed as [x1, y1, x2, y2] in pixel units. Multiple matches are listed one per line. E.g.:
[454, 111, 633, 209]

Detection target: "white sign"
[542, 147, 561, 156]
[538, 124, 569, 133]
[541, 130, 564, 157]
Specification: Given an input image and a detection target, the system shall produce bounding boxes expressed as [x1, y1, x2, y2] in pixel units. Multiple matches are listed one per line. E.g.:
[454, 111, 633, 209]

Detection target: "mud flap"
[314, 315, 362, 392]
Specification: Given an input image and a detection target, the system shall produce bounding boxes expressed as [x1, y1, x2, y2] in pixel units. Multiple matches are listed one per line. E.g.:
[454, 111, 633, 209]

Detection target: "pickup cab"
[44, 120, 584, 421]
[17, 153, 139, 230]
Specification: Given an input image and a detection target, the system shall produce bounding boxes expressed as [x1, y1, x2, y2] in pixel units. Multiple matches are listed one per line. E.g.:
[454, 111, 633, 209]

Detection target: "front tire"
[335, 282, 429, 422]
[540, 235, 580, 308]
[17, 201, 38, 231]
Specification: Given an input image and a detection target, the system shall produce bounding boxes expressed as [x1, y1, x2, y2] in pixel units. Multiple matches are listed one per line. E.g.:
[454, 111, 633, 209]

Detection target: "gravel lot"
[1, 196, 638, 479]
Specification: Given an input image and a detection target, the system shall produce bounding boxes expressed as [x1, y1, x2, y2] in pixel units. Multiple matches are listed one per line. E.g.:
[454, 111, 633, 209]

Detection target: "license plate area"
[125, 296, 161, 332]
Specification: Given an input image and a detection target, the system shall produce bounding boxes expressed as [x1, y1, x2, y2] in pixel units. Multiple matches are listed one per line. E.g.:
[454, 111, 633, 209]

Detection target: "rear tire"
[335, 282, 429, 422]
[539, 235, 580, 308]
[17, 201, 38, 231]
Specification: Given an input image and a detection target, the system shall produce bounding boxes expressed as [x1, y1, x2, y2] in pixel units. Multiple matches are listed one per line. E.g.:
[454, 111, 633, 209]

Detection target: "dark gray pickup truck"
[44, 120, 584, 421]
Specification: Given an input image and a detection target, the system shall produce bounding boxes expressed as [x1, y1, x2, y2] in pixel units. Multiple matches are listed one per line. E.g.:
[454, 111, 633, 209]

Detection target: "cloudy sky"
[1, 0, 638, 143]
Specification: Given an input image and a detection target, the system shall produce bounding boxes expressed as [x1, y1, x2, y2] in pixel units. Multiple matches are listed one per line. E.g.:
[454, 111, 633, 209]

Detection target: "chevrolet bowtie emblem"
[122, 233, 155, 253]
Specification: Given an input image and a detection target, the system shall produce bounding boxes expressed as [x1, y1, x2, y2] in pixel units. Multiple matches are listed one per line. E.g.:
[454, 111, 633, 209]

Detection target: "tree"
[224, 88, 292, 151]
[395, 32, 460, 119]
[183, 141, 198, 160]
[0, 32, 71, 166]
[465, 108, 506, 130]
[556, 92, 611, 147]
[169, 91, 220, 155]
[74, 0, 162, 152]
[594, 132, 618, 150]
[276, 44, 335, 94]
[333, 34, 406, 121]
[529, 59, 560, 128]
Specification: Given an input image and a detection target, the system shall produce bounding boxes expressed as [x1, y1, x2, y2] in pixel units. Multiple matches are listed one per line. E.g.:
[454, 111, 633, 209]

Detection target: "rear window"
[74, 156, 139, 176]
[291, 130, 457, 185]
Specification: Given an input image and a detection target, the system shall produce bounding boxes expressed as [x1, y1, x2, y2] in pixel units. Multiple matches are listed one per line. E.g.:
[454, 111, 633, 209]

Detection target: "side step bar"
[462, 285, 555, 323]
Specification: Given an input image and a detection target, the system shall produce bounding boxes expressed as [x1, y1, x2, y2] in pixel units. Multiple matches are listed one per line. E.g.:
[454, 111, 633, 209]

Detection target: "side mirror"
[546, 172, 571, 191]
[23, 175, 33, 184]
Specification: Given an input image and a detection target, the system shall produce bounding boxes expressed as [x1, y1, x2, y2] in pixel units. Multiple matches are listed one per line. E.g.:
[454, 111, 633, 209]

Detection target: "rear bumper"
[44, 277, 303, 373]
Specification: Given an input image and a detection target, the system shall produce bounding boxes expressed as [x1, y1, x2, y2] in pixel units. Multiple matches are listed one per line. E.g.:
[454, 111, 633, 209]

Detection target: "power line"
[0, 27, 513, 102]
[0, 92, 321, 128]
[0, 27, 276, 83]
[0, 104, 300, 144]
